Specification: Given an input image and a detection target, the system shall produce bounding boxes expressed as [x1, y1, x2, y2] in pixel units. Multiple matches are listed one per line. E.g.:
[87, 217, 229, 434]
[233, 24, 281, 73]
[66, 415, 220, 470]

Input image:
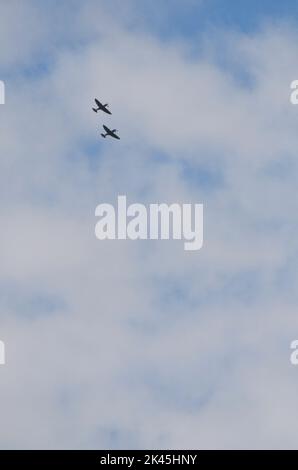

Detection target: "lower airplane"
[101, 125, 120, 140]
[92, 98, 112, 115]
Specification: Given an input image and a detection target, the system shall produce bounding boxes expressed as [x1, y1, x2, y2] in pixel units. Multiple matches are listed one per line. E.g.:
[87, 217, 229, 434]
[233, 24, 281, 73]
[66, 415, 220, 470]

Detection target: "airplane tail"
[92, 107, 98, 113]
[101, 133, 106, 138]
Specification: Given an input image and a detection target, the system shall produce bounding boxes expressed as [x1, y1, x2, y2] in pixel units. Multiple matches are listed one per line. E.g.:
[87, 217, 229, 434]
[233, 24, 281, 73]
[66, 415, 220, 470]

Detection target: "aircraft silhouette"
[101, 125, 120, 140]
[92, 98, 112, 115]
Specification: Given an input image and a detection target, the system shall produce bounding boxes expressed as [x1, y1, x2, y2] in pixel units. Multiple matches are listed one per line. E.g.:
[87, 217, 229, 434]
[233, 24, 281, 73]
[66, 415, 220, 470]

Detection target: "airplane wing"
[110, 131, 120, 140]
[95, 98, 101, 106]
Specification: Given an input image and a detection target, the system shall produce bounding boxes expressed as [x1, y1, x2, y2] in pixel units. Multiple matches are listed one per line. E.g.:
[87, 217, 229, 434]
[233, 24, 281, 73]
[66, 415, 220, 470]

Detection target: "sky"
[1, 0, 298, 449]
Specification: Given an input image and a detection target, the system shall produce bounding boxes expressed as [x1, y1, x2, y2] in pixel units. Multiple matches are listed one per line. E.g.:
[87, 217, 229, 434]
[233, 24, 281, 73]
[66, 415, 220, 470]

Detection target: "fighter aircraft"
[92, 98, 112, 115]
[101, 125, 120, 140]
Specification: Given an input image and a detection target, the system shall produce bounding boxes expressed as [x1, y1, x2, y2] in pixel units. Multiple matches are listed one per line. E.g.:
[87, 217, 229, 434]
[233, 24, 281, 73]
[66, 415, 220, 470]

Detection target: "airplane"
[101, 124, 120, 140]
[92, 98, 112, 115]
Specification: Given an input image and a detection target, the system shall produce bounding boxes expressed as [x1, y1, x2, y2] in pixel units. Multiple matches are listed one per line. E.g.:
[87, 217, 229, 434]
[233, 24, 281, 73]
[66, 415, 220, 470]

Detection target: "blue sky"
[1, 0, 298, 450]
[115, 0, 298, 37]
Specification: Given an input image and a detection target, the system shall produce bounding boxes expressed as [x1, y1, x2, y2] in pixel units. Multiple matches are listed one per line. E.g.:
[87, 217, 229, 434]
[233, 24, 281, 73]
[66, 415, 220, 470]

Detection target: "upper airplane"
[101, 124, 120, 140]
[92, 98, 112, 115]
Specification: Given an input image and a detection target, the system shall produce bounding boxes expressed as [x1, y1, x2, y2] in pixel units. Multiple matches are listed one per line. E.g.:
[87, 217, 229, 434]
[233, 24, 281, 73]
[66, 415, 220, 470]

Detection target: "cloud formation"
[0, 0, 298, 449]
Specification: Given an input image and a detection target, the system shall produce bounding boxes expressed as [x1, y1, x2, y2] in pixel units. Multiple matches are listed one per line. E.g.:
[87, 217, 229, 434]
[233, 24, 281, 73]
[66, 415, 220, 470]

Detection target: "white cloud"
[0, 1, 298, 449]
